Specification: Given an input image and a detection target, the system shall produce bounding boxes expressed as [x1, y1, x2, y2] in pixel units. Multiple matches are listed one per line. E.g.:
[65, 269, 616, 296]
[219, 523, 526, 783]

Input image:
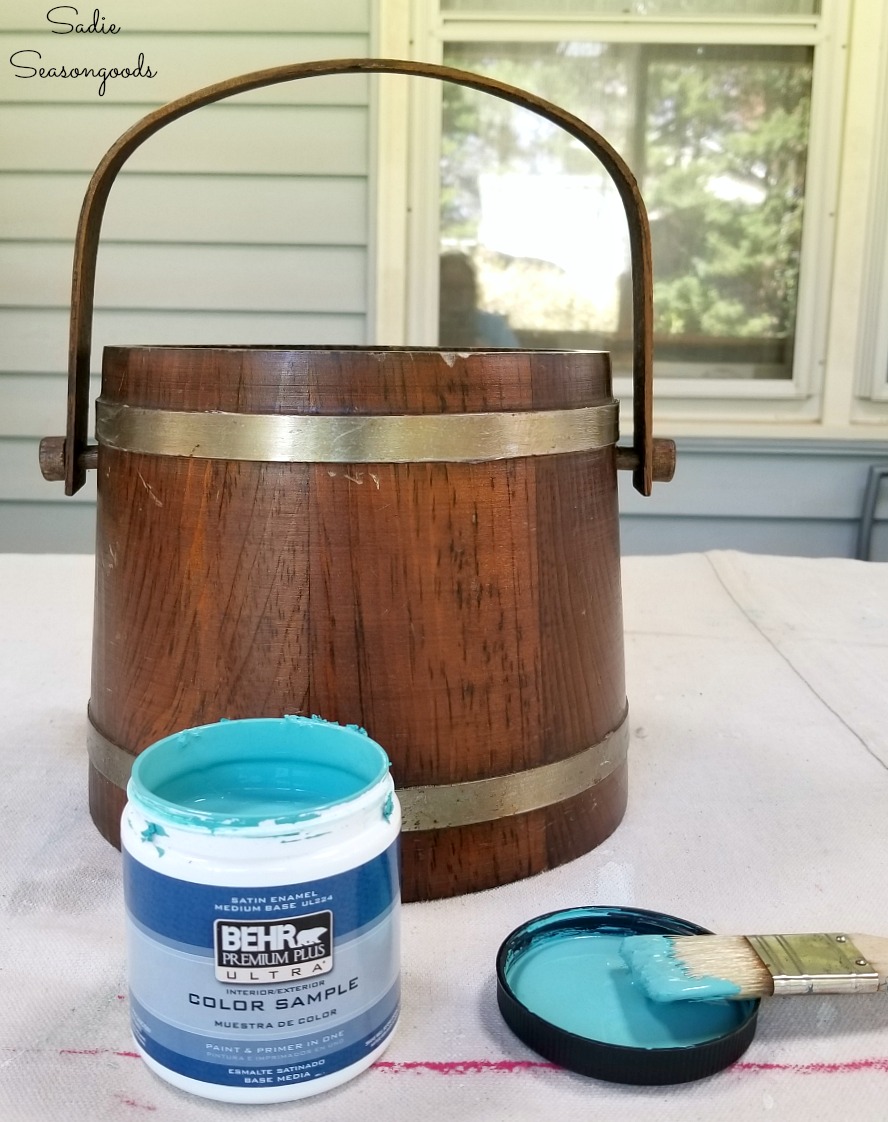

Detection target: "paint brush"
[619, 933, 888, 1002]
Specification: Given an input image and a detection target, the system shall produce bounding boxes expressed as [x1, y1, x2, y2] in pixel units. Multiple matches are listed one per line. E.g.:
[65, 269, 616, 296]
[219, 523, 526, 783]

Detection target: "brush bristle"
[620, 935, 774, 1002]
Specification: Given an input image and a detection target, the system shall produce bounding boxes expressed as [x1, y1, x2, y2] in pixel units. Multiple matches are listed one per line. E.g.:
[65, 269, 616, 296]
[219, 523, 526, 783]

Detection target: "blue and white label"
[123, 844, 400, 1089]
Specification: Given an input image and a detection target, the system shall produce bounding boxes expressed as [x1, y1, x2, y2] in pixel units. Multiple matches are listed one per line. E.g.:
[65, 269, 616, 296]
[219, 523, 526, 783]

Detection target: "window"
[438, 40, 814, 384]
[854, 8, 888, 407]
[441, 0, 820, 12]
[382, 0, 888, 430]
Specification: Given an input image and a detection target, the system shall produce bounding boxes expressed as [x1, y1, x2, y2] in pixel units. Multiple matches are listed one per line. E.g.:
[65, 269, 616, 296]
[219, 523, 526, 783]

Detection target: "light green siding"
[1, 4, 373, 550]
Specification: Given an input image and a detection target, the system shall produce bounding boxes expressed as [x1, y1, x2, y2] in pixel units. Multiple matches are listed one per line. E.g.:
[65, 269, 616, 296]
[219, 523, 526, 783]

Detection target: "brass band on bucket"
[94, 400, 619, 463]
[86, 710, 629, 832]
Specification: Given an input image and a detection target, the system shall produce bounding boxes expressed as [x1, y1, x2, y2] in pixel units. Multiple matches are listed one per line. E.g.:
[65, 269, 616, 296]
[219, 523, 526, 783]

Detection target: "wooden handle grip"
[58, 58, 655, 497]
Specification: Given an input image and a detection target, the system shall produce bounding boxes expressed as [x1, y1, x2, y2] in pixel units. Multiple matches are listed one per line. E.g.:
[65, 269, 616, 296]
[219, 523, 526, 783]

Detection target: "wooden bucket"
[40, 60, 675, 901]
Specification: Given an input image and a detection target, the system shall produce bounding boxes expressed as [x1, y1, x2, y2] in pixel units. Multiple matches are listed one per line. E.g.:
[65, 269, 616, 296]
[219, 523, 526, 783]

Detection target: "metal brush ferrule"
[747, 934, 881, 996]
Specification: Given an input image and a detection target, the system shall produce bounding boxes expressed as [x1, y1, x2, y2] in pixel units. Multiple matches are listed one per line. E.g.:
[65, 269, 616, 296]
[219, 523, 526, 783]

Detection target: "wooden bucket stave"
[40, 60, 675, 901]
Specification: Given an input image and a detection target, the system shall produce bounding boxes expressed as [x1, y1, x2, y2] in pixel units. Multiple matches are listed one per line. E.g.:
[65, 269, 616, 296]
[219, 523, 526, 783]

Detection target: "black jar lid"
[496, 905, 759, 1086]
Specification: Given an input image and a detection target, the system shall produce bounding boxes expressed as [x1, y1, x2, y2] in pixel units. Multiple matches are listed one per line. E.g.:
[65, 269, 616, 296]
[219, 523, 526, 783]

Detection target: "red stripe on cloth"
[733, 1058, 888, 1075]
[49, 1050, 888, 1076]
[373, 1060, 560, 1074]
[373, 1057, 888, 1077]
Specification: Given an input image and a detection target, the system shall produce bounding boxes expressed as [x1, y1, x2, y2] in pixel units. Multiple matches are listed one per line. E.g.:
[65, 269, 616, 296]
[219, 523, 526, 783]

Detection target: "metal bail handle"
[42, 57, 675, 496]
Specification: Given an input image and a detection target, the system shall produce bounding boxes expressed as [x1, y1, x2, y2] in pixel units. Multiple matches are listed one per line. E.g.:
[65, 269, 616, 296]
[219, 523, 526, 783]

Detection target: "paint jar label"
[123, 843, 400, 1090]
[213, 910, 334, 983]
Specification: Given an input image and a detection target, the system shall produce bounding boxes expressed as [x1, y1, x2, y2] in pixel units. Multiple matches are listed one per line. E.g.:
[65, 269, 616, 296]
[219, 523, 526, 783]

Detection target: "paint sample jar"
[121, 715, 400, 1103]
[497, 906, 759, 1085]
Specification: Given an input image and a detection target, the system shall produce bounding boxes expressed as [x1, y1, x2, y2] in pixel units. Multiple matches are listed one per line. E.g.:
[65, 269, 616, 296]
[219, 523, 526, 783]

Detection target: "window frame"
[854, 7, 888, 408]
[374, 0, 888, 434]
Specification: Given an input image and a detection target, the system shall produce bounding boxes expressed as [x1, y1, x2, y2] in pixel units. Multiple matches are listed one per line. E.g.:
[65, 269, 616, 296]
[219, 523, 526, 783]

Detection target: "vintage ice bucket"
[39, 59, 675, 901]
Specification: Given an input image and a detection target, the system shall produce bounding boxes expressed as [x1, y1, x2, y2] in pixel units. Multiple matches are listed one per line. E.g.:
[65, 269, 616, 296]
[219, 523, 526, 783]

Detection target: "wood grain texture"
[89, 346, 628, 899]
[401, 762, 628, 901]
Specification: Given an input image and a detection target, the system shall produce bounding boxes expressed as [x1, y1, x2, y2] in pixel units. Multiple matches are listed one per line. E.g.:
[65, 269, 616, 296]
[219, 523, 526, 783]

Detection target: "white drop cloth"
[2, 551, 887, 1121]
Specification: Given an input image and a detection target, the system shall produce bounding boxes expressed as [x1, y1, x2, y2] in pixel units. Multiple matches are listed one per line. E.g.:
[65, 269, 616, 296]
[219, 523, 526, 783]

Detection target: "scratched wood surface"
[89, 346, 627, 900]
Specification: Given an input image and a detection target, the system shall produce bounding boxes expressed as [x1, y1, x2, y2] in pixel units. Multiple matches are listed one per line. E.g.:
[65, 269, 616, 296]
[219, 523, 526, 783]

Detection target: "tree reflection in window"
[440, 42, 814, 379]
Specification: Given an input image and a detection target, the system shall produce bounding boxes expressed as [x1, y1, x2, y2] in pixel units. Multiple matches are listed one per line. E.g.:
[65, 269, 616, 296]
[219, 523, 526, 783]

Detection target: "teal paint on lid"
[496, 906, 759, 1084]
[507, 934, 742, 1047]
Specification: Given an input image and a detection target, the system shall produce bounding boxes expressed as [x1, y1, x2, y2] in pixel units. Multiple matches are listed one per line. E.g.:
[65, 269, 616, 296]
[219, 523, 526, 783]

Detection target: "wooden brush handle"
[48, 57, 658, 497]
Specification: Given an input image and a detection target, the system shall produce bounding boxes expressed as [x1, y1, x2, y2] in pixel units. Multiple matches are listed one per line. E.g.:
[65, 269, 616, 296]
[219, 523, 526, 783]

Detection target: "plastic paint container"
[496, 906, 759, 1085]
[121, 715, 401, 1103]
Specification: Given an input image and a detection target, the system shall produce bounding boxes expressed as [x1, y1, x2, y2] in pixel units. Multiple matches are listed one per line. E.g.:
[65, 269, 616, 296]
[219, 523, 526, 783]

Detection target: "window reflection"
[440, 42, 814, 379]
[439, 253, 519, 347]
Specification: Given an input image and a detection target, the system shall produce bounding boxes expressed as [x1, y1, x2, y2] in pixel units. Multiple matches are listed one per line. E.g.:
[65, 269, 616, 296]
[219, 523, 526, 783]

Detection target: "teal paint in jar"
[121, 716, 401, 1103]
